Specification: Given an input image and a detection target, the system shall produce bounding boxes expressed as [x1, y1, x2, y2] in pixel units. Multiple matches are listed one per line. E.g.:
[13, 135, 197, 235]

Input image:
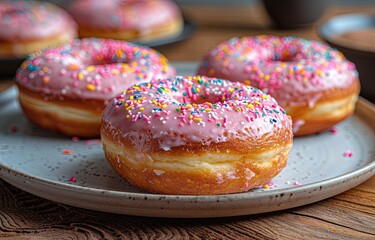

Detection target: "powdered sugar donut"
[198, 35, 360, 136]
[68, 0, 183, 43]
[101, 75, 293, 195]
[0, 0, 77, 58]
[16, 38, 175, 137]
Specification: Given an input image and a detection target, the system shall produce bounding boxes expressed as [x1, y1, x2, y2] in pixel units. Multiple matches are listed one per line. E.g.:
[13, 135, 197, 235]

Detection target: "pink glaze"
[16, 38, 175, 106]
[68, 0, 181, 32]
[198, 35, 359, 107]
[0, 0, 77, 41]
[102, 76, 292, 151]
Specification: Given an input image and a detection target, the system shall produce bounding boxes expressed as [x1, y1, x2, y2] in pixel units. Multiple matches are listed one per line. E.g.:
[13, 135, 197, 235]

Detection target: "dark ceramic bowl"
[0, 57, 24, 78]
[319, 13, 375, 101]
[262, 0, 328, 29]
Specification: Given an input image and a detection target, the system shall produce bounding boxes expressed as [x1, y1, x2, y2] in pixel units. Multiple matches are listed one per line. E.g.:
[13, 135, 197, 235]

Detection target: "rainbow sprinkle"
[344, 150, 353, 157]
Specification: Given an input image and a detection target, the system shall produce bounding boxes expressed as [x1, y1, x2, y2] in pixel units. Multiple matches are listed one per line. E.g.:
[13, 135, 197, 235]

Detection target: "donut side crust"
[18, 86, 104, 138]
[287, 82, 360, 136]
[0, 31, 76, 57]
[101, 121, 293, 195]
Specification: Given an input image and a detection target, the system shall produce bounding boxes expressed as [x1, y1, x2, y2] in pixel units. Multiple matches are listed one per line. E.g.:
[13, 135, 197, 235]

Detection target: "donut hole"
[176, 93, 231, 106]
[264, 42, 307, 63]
[161, 77, 249, 112]
[89, 54, 134, 66]
[168, 88, 229, 106]
[85, 44, 140, 67]
[272, 53, 297, 62]
[268, 48, 305, 63]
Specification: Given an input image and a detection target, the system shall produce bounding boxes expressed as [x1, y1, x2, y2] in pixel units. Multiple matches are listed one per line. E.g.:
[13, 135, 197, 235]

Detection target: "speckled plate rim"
[0, 146, 374, 218]
[1, 150, 374, 199]
[0, 90, 374, 218]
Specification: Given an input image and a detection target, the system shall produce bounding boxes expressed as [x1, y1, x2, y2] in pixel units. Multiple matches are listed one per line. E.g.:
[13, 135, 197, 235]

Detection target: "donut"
[68, 0, 183, 43]
[0, 0, 77, 58]
[16, 38, 175, 138]
[101, 75, 293, 195]
[198, 35, 360, 136]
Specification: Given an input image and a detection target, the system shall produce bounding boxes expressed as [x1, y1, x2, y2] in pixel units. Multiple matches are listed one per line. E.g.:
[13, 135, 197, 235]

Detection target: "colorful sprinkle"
[85, 139, 101, 145]
[330, 127, 338, 135]
[344, 150, 353, 157]
[72, 136, 80, 142]
[69, 177, 77, 183]
[63, 149, 72, 155]
[10, 126, 18, 132]
[86, 84, 96, 91]
[294, 181, 302, 186]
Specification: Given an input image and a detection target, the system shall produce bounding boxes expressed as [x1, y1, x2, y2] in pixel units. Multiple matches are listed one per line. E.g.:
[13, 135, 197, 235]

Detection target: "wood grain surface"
[0, 178, 374, 239]
[1, 2, 375, 239]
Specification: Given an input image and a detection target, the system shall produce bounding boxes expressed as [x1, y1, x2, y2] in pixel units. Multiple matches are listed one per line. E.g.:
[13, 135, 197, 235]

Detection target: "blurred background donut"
[0, 0, 77, 58]
[67, 0, 184, 43]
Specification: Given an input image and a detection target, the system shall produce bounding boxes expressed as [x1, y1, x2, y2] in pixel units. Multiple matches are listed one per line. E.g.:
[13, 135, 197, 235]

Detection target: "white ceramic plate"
[0, 62, 374, 218]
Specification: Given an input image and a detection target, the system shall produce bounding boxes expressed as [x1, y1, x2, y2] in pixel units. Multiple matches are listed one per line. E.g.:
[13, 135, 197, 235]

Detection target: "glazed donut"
[68, 0, 183, 43]
[198, 35, 360, 136]
[0, 0, 77, 58]
[16, 38, 175, 138]
[101, 75, 293, 195]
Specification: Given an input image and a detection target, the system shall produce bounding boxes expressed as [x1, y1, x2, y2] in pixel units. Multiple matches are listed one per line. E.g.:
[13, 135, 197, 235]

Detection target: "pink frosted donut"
[68, 0, 183, 42]
[198, 35, 360, 136]
[16, 38, 175, 137]
[101, 75, 293, 195]
[0, 0, 77, 58]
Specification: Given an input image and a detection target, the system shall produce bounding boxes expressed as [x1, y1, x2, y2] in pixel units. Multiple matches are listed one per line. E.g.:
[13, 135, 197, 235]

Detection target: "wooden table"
[1, 3, 374, 239]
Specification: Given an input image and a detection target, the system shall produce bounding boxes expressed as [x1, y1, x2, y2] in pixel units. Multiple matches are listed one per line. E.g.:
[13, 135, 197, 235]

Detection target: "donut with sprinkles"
[68, 0, 183, 43]
[198, 35, 360, 136]
[0, 0, 77, 58]
[16, 38, 175, 137]
[101, 75, 293, 195]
